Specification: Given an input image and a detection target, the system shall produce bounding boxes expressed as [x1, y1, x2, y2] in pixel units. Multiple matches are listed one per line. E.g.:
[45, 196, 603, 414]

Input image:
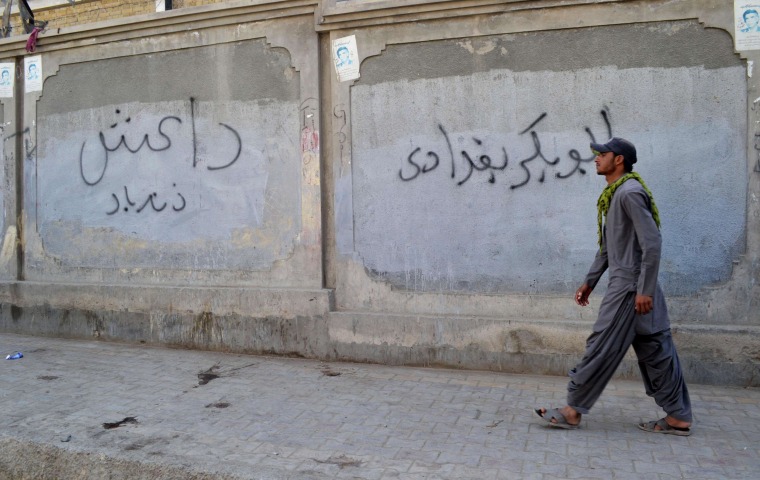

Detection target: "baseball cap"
[590, 137, 637, 164]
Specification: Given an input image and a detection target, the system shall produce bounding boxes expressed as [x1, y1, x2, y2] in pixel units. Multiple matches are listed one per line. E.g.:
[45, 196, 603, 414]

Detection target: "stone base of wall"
[0, 281, 334, 358]
[326, 312, 760, 387]
[1, 282, 757, 387]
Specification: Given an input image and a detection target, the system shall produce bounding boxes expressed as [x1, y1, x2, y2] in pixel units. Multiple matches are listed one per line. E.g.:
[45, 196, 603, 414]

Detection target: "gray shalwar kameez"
[567, 179, 692, 422]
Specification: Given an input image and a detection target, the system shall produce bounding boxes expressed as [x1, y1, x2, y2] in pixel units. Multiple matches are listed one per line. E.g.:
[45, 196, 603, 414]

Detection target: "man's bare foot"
[658, 416, 690, 430]
[555, 406, 581, 426]
[534, 406, 581, 427]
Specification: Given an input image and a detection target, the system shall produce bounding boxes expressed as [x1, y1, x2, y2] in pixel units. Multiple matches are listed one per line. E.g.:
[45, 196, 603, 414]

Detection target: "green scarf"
[597, 172, 660, 250]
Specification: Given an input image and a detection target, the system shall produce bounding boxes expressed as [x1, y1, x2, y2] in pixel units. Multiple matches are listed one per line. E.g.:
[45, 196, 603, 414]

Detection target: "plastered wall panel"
[0, 105, 5, 236]
[350, 22, 746, 295]
[0, 100, 11, 280]
[32, 40, 302, 271]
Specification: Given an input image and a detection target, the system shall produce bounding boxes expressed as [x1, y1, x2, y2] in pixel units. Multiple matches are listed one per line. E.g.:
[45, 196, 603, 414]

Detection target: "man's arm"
[585, 238, 608, 290]
[621, 187, 662, 314]
[576, 235, 609, 306]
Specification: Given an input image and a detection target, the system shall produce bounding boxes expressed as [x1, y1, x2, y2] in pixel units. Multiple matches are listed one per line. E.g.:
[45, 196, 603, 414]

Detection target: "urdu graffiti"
[398, 108, 612, 188]
[78, 97, 243, 215]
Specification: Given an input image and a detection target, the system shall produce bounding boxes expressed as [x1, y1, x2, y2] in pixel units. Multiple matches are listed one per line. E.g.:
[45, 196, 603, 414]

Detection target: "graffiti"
[334, 104, 347, 175]
[555, 111, 609, 180]
[399, 108, 612, 188]
[3, 127, 37, 162]
[80, 116, 180, 186]
[76, 98, 244, 215]
[106, 185, 186, 215]
[300, 97, 319, 155]
[208, 123, 242, 171]
[190, 99, 199, 167]
[80, 99, 241, 187]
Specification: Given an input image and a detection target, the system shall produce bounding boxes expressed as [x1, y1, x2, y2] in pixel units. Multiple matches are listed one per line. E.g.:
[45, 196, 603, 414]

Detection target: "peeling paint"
[457, 39, 497, 55]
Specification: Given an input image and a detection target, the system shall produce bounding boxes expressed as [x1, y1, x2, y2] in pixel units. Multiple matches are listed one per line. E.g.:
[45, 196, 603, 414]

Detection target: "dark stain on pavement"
[103, 416, 138, 429]
[319, 364, 342, 377]
[198, 365, 221, 385]
[196, 362, 257, 386]
[206, 402, 231, 409]
[37, 375, 59, 381]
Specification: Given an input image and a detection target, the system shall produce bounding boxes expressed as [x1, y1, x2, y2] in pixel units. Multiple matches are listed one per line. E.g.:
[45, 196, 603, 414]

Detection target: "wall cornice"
[0, 0, 319, 57]
[0, 0, 733, 57]
[316, 0, 633, 31]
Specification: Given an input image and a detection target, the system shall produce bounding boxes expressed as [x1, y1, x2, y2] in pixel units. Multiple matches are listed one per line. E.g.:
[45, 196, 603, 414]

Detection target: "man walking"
[534, 137, 692, 435]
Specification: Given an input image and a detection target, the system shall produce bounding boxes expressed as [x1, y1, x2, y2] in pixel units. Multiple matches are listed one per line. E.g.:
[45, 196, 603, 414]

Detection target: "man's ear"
[614, 154, 624, 166]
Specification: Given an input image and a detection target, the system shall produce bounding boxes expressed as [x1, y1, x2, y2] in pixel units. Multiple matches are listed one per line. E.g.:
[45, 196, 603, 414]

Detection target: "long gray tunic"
[584, 179, 669, 335]
[566, 178, 691, 421]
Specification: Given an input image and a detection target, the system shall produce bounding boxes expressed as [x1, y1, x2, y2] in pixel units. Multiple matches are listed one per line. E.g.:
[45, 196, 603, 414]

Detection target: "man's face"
[594, 151, 620, 176]
[338, 49, 349, 61]
[1, 72, 8, 81]
[746, 12, 759, 28]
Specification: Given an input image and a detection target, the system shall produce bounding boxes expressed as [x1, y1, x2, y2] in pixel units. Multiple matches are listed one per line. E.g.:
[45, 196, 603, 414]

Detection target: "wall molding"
[0, 0, 318, 57]
[317, 0, 632, 31]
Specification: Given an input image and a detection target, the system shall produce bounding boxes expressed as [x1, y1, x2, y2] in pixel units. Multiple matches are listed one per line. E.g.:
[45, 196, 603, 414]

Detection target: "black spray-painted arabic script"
[399, 109, 612, 188]
[79, 98, 243, 215]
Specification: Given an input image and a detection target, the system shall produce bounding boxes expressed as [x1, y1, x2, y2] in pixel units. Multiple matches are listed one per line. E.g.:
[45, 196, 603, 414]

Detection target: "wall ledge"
[0, 0, 319, 57]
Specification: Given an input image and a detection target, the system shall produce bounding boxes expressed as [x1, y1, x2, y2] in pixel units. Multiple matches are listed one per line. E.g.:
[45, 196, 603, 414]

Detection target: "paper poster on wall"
[24, 55, 42, 93]
[333, 35, 360, 82]
[0, 63, 14, 98]
[735, 1, 760, 50]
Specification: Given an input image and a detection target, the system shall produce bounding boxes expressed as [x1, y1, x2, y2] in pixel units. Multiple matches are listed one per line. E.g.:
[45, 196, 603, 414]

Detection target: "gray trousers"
[566, 292, 692, 422]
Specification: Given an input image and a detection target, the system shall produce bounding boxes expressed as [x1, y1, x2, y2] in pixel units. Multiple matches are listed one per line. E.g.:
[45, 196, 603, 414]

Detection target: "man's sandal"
[638, 418, 691, 436]
[534, 408, 580, 430]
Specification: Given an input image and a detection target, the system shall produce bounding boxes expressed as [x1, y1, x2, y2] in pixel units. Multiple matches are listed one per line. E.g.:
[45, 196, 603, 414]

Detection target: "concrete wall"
[33, 40, 302, 278]
[349, 22, 745, 297]
[321, 0, 760, 385]
[0, 0, 758, 385]
[0, 2, 330, 352]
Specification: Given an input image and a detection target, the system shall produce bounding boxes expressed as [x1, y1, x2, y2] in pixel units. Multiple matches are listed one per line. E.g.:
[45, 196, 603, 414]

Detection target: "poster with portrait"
[0, 63, 14, 98]
[333, 35, 360, 82]
[24, 55, 42, 93]
[735, 1, 760, 50]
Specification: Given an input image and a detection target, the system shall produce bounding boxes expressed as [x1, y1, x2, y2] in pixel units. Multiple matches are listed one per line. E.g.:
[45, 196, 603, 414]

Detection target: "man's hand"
[635, 295, 653, 315]
[575, 284, 592, 306]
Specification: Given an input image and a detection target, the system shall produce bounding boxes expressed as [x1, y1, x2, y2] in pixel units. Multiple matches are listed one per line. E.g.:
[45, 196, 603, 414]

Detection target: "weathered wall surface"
[0, 103, 6, 274]
[350, 22, 745, 297]
[33, 40, 302, 277]
[0, 93, 15, 282]
[0, 4, 329, 354]
[0, 0, 758, 385]
[12, 9, 325, 289]
[321, 0, 760, 385]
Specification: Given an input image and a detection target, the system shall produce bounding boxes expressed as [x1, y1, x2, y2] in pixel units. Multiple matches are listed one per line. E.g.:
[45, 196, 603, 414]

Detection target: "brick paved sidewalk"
[1, 333, 758, 479]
